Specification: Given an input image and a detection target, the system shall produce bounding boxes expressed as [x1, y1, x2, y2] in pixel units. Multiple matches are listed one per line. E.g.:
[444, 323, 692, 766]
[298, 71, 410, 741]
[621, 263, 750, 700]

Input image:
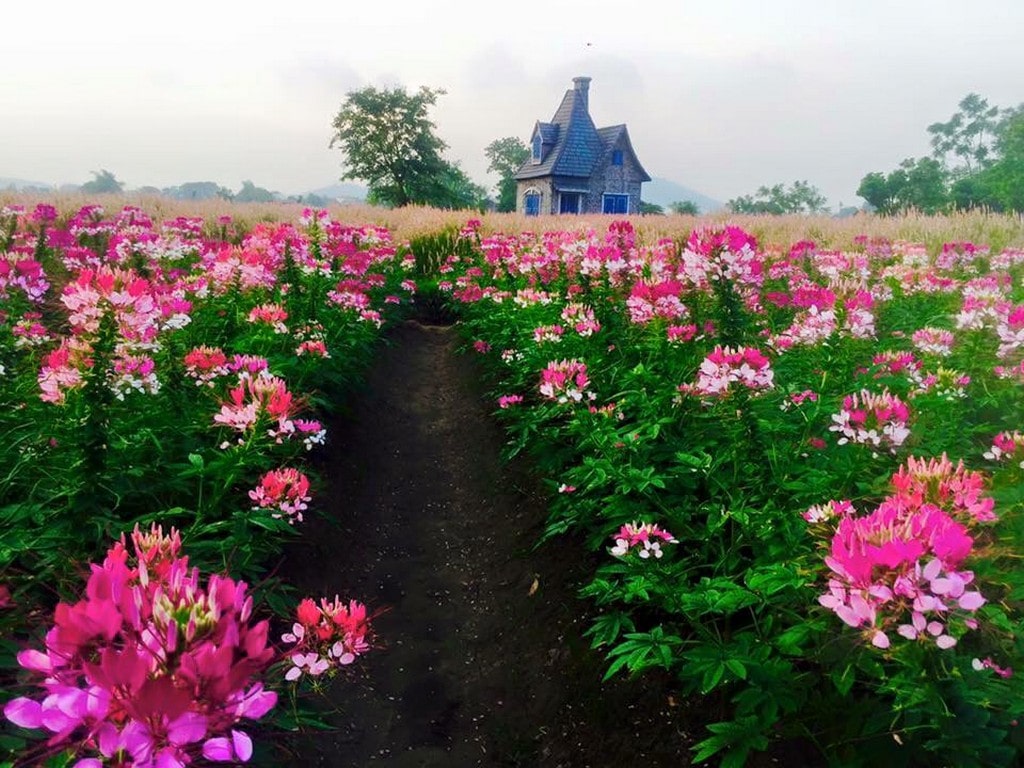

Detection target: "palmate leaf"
[691, 716, 770, 766]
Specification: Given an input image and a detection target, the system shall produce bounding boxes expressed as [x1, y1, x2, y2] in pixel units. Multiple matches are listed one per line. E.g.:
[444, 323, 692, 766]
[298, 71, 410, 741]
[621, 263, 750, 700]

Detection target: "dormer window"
[532, 135, 543, 164]
[611, 149, 623, 166]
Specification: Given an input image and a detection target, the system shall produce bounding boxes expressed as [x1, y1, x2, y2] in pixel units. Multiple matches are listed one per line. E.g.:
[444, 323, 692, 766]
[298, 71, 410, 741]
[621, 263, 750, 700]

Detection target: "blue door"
[525, 193, 541, 216]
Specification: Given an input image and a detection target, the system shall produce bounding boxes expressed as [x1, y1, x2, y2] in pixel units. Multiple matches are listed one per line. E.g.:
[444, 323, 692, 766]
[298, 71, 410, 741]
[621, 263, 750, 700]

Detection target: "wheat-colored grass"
[3, 191, 1023, 251]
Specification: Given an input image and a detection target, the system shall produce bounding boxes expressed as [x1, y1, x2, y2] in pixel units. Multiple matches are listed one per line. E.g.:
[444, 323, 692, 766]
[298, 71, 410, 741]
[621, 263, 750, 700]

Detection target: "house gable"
[515, 77, 649, 215]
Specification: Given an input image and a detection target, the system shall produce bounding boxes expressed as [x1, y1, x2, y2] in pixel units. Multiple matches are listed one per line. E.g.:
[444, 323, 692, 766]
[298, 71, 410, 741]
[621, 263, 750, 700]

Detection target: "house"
[514, 76, 650, 216]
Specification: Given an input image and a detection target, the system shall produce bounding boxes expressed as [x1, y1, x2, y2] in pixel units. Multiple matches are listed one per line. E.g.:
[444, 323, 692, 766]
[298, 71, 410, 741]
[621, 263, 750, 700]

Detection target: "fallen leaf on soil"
[528, 576, 540, 596]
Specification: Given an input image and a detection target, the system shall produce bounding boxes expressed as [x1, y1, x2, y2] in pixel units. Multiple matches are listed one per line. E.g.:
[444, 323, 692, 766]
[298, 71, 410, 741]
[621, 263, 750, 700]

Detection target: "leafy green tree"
[639, 201, 664, 214]
[330, 85, 451, 207]
[164, 181, 234, 201]
[80, 170, 124, 195]
[856, 172, 899, 214]
[404, 163, 488, 211]
[857, 158, 948, 214]
[927, 93, 1002, 176]
[234, 180, 277, 203]
[965, 112, 1024, 212]
[485, 137, 529, 213]
[895, 157, 948, 213]
[669, 200, 700, 215]
[727, 180, 828, 215]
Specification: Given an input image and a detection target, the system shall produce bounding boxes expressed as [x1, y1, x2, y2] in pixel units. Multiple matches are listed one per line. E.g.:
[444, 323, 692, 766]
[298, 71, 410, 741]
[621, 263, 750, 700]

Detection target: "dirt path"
[277, 320, 693, 767]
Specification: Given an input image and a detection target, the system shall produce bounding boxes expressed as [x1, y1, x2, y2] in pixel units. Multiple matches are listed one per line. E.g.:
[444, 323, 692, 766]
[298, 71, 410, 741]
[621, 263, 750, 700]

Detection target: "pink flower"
[248, 468, 312, 524]
[539, 359, 592, 404]
[609, 522, 678, 559]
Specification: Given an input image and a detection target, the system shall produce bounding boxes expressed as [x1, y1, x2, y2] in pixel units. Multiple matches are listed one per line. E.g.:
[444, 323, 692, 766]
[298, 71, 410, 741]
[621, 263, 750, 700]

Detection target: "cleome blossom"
[539, 359, 593, 404]
[679, 345, 774, 399]
[811, 457, 992, 651]
[3, 525, 278, 766]
[610, 522, 679, 559]
[829, 389, 910, 452]
[281, 596, 372, 681]
[249, 468, 312, 524]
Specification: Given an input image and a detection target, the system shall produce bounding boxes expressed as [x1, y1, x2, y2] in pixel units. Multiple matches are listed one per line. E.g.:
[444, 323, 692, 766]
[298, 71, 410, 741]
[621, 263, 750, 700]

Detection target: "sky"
[2, 0, 1021, 209]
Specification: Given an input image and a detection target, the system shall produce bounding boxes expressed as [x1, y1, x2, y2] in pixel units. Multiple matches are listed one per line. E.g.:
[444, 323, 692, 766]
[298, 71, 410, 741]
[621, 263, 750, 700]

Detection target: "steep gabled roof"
[515, 87, 604, 180]
[597, 124, 652, 182]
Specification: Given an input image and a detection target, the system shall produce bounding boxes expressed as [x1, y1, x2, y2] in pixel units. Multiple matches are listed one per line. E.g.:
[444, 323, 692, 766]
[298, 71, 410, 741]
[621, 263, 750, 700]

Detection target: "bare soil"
[275, 319, 697, 767]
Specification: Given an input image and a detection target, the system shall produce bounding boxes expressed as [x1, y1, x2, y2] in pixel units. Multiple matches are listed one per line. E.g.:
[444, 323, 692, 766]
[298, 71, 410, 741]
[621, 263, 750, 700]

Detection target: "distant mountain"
[308, 182, 368, 203]
[0, 176, 54, 191]
[642, 177, 723, 213]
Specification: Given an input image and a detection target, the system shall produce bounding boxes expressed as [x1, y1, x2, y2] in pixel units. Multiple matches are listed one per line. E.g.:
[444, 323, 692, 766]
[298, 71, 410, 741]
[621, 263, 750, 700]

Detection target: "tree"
[164, 181, 234, 201]
[485, 137, 529, 213]
[233, 181, 277, 203]
[80, 170, 124, 195]
[727, 180, 828, 215]
[669, 200, 700, 215]
[639, 201, 664, 215]
[967, 112, 1024, 212]
[406, 163, 488, 211]
[330, 85, 452, 208]
[927, 93, 1002, 176]
[857, 158, 948, 215]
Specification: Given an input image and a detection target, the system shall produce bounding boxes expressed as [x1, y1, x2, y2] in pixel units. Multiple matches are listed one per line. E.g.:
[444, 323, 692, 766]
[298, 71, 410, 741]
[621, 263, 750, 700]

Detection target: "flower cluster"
[3, 525, 277, 766]
[891, 454, 997, 523]
[911, 327, 955, 356]
[183, 346, 230, 387]
[37, 340, 89, 404]
[539, 359, 593, 404]
[626, 280, 688, 324]
[560, 302, 601, 336]
[533, 324, 565, 344]
[829, 389, 910, 452]
[813, 458, 991, 650]
[213, 373, 324, 448]
[247, 303, 289, 334]
[983, 431, 1024, 467]
[680, 345, 774, 398]
[249, 468, 312, 524]
[609, 522, 679, 559]
[281, 596, 371, 681]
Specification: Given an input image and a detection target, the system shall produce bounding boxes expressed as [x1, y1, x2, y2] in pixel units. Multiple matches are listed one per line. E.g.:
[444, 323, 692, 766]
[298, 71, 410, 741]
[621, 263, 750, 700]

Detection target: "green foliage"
[485, 136, 529, 213]
[331, 85, 472, 209]
[728, 180, 828, 215]
[857, 157, 949, 215]
[79, 169, 124, 194]
[639, 200, 664, 215]
[928, 93, 1003, 177]
[862, 94, 1024, 213]
[233, 180, 277, 203]
[669, 200, 700, 215]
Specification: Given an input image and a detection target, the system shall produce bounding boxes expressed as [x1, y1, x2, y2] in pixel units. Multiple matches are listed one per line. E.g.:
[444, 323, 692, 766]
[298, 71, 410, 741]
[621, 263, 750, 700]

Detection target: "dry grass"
[3, 190, 1023, 251]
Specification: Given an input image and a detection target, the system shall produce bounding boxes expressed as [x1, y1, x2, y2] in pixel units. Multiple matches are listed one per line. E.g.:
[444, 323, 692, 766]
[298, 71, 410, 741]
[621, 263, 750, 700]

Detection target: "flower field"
[0, 202, 415, 766]
[441, 219, 1024, 765]
[2, 196, 1024, 766]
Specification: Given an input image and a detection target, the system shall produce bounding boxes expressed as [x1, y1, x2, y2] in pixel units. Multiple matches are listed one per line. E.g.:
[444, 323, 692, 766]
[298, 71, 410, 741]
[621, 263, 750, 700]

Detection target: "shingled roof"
[597, 125, 651, 181]
[515, 77, 650, 181]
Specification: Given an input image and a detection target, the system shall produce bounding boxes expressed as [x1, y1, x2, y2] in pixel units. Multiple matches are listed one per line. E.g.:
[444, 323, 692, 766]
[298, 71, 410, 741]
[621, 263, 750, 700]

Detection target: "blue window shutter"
[612, 149, 623, 166]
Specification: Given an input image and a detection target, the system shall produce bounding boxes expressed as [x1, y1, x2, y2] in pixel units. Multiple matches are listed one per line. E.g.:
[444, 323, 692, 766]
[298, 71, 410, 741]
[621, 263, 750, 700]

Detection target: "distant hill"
[643, 177, 723, 213]
[308, 182, 368, 203]
[0, 176, 54, 191]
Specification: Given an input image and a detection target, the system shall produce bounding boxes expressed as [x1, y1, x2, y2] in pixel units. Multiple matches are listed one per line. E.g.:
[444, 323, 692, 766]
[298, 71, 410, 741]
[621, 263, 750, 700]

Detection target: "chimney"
[572, 76, 591, 111]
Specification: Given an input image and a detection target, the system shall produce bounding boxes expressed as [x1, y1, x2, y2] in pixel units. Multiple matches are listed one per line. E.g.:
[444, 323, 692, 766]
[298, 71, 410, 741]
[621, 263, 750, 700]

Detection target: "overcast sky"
[2, 0, 1021, 208]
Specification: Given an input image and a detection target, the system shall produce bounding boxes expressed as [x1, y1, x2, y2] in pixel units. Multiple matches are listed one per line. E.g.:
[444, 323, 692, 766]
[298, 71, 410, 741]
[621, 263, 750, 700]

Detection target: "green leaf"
[831, 663, 856, 696]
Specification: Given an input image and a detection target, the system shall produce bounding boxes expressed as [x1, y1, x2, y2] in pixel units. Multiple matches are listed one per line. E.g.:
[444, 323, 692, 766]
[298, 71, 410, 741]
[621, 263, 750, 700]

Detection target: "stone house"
[514, 76, 650, 215]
